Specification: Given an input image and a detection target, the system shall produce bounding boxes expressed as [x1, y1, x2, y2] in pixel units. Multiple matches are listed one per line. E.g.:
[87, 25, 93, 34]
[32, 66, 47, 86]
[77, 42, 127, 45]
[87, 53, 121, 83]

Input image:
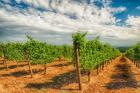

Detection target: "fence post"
[4, 59, 8, 70]
[2, 47, 9, 70]
[44, 63, 47, 74]
[75, 44, 82, 90]
[25, 50, 33, 78]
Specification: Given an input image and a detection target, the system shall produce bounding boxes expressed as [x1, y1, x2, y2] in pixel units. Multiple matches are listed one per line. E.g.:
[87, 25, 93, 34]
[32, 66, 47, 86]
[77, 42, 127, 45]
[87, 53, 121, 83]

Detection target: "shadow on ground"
[1, 68, 45, 77]
[1, 70, 28, 77]
[25, 70, 78, 90]
[0, 63, 27, 70]
[51, 62, 72, 67]
[105, 58, 140, 90]
[9, 63, 27, 69]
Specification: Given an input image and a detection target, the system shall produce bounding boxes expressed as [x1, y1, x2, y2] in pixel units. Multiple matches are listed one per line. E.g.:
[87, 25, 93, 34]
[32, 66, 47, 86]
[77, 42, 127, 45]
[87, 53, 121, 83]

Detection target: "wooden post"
[97, 65, 99, 75]
[107, 61, 109, 65]
[16, 61, 19, 68]
[75, 46, 82, 90]
[28, 60, 33, 78]
[99, 64, 101, 72]
[73, 43, 76, 67]
[73, 59, 76, 67]
[138, 63, 140, 68]
[104, 61, 106, 66]
[4, 59, 8, 70]
[101, 64, 103, 71]
[88, 70, 91, 82]
[2, 48, 8, 70]
[25, 50, 33, 78]
[134, 61, 136, 66]
[59, 56, 61, 62]
[44, 63, 47, 74]
[133, 53, 135, 66]
[108, 61, 110, 65]
[102, 62, 104, 70]
[2, 59, 5, 65]
[106, 61, 108, 66]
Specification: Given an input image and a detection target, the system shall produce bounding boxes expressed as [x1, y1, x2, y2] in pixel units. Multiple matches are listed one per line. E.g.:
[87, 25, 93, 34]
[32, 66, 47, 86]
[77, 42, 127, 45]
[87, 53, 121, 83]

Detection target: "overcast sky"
[0, 0, 140, 46]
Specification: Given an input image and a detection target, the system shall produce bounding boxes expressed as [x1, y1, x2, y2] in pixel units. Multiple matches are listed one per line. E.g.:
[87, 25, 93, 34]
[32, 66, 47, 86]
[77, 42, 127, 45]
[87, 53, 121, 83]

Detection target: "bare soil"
[82, 57, 140, 93]
[0, 57, 140, 93]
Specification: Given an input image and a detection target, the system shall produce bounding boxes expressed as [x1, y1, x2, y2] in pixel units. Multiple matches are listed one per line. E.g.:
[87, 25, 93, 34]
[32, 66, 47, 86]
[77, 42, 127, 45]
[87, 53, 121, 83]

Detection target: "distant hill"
[116, 47, 130, 53]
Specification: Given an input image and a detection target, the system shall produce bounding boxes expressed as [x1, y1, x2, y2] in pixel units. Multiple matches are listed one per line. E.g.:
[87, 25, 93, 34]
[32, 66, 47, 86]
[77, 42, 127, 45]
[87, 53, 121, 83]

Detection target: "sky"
[0, 0, 140, 47]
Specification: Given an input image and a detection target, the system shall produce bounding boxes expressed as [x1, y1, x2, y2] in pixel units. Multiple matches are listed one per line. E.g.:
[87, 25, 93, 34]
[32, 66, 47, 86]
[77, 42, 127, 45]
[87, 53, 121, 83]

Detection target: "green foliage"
[125, 43, 140, 61]
[0, 35, 72, 64]
[1, 32, 120, 68]
[24, 38, 72, 64]
[116, 47, 129, 53]
[0, 42, 4, 57]
[72, 32, 87, 47]
[2, 42, 24, 61]
[72, 32, 120, 71]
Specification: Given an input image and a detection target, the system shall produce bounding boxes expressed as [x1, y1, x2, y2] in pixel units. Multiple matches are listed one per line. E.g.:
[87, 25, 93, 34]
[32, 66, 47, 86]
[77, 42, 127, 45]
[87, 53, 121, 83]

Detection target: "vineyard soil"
[83, 57, 140, 93]
[0, 57, 140, 93]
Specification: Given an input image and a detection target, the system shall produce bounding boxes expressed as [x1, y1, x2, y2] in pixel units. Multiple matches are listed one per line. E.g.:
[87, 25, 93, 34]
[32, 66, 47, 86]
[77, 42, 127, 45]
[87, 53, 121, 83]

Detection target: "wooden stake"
[16, 61, 19, 68]
[73, 43, 76, 68]
[59, 57, 61, 62]
[102, 63, 104, 70]
[2, 59, 5, 65]
[44, 63, 47, 74]
[4, 59, 8, 70]
[28, 60, 33, 78]
[88, 70, 91, 82]
[75, 47, 82, 90]
[97, 65, 99, 75]
[25, 50, 33, 78]
[99, 64, 102, 72]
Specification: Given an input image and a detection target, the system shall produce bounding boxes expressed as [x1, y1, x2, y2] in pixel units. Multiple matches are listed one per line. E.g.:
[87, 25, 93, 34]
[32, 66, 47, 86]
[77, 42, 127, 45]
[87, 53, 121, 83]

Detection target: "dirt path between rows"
[0, 57, 140, 93]
[82, 57, 140, 93]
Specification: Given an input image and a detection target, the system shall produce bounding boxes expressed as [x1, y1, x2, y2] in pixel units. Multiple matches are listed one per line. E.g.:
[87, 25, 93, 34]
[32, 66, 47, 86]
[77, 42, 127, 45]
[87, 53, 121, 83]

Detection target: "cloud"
[0, 0, 139, 46]
[136, 6, 140, 10]
[110, 6, 127, 14]
[126, 15, 140, 26]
